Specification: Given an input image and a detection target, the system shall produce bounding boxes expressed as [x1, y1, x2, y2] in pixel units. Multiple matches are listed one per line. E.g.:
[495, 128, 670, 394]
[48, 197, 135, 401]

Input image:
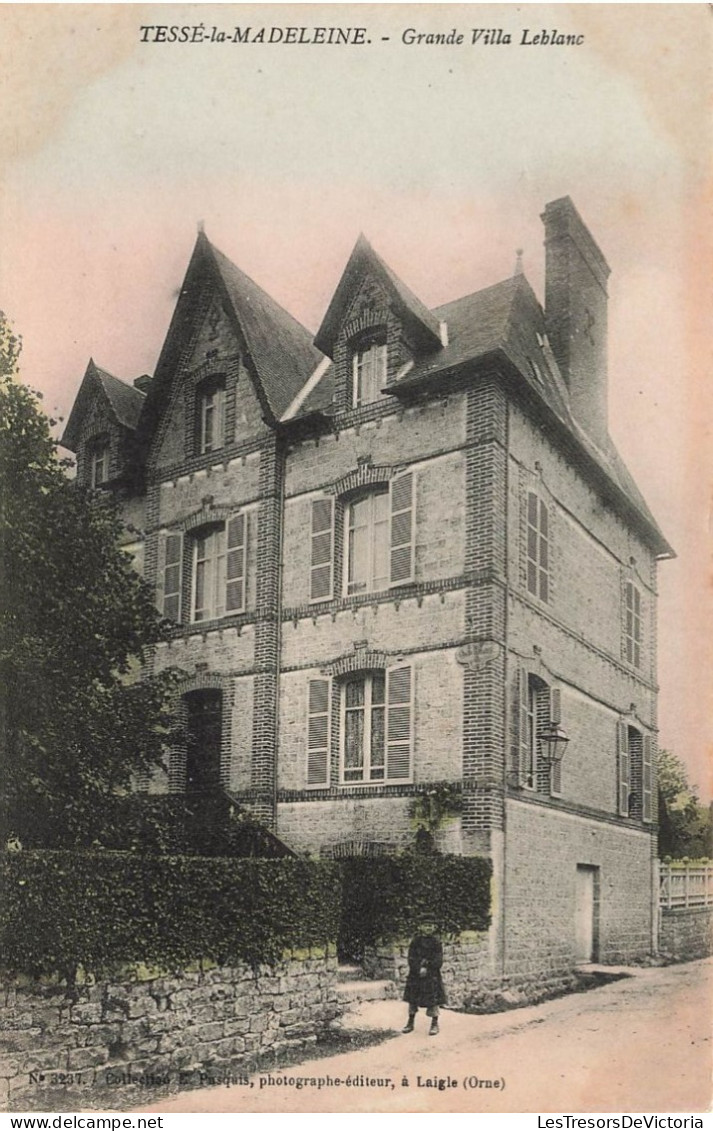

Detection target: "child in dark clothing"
[402, 922, 446, 1036]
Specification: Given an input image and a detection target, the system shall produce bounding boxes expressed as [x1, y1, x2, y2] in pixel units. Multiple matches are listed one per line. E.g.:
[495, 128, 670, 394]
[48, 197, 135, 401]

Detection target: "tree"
[656, 749, 711, 859]
[0, 312, 177, 847]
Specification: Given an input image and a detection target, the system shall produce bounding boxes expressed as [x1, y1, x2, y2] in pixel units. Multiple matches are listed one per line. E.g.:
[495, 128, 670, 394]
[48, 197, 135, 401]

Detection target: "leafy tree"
[0, 312, 177, 848]
[657, 749, 711, 859]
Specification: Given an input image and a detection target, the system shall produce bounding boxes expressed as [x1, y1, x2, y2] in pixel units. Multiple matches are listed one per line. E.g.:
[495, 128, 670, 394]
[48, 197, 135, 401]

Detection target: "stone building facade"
[62, 197, 673, 977]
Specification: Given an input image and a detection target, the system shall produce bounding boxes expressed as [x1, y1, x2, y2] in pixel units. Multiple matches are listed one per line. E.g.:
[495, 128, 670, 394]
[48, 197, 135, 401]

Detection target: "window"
[342, 473, 414, 596]
[306, 664, 413, 788]
[624, 582, 642, 667]
[515, 669, 562, 795]
[89, 439, 109, 487]
[618, 722, 653, 822]
[346, 492, 389, 595]
[185, 689, 223, 793]
[526, 492, 549, 601]
[160, 513, 246, 623]
[352, 340, 387, 407]
[197, 379, 225, 454]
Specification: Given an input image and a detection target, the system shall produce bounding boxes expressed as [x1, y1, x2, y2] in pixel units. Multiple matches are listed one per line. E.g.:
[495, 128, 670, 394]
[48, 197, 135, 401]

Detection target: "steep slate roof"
[142, 232, 322, 438]
[61, 359, 145, 451]
[314, 234, 442, 357]
[209, 241, 324, 419]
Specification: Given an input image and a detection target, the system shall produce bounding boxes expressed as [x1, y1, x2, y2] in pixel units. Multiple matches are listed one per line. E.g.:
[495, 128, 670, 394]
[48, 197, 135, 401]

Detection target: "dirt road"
[135, 960, 712, 1114]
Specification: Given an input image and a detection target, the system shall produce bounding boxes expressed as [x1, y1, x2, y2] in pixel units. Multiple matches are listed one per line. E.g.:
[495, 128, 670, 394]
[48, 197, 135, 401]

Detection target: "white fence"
[659, 863, 713, 909]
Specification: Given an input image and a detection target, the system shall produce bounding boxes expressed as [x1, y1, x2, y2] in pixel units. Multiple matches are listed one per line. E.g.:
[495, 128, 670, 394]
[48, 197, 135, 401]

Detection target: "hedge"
[0, 851, 341, 980]
[338, 854, 492, 961]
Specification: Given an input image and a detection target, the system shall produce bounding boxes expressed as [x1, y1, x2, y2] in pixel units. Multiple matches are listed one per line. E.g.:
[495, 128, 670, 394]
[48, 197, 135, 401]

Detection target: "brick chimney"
[541, 197, 611, 447]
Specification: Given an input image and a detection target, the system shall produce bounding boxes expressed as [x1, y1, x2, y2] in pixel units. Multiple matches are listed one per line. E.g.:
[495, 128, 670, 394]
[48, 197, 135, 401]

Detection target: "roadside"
[132, 958, 712, 1114]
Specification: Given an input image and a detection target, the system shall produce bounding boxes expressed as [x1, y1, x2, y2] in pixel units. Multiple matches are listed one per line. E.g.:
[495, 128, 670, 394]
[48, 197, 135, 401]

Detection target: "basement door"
[575, 864, 599, 962]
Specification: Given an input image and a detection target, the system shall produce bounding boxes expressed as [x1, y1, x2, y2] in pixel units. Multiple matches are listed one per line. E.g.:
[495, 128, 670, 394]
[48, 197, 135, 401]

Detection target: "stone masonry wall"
[659, 908, 713, 962]
[361, 933, 580, 1013]
[1, 952, 339, 1110]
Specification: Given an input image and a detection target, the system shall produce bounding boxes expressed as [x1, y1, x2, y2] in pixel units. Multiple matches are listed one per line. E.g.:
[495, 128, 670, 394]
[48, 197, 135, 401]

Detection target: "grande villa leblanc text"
[138, 25, 586, 47]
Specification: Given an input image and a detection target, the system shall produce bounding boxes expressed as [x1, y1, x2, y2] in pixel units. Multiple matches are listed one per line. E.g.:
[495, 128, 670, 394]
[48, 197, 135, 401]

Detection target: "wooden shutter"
[307, 678, 331, 787]
[162, 532, 183, 621]
[226, 513, 247, 613]
[390, 472, 414, 585]
[385, 664, 412, 780]
[519, 668, 530, 786]
[310, 497, 334, 601]
[642, 734, 653, 823]
[618, 721, 630, 816]
[550, 686, 563, 795]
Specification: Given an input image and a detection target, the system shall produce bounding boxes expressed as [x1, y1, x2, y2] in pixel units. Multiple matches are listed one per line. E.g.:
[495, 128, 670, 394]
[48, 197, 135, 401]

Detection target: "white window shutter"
[162, 532, 183, 621]
[390, 472, 414, 585]
[550, 686, 562, 795]
[310, 497, 334, 601]
[618, 721, 630, 816]
[385, 664, 413, 780]
[307, 678, 331, 787]
[226, 513, 247, 613]
[642, 735, 653, 823]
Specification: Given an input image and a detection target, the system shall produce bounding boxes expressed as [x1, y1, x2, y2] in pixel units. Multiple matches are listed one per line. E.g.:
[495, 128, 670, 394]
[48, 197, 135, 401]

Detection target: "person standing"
[402, 922, 446, 1035]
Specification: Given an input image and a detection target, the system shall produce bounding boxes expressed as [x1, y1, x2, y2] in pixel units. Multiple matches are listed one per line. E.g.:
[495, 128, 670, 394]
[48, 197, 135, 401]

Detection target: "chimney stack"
[541, 197, 611, 447]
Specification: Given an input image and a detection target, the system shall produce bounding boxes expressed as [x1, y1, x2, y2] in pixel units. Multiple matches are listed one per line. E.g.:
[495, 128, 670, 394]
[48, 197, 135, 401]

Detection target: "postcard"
[0, 3, 710, 1118]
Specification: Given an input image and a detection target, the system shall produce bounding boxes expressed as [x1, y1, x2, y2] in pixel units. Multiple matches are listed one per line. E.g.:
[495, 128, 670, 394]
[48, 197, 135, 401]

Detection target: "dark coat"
[403, 934, 447, 1008]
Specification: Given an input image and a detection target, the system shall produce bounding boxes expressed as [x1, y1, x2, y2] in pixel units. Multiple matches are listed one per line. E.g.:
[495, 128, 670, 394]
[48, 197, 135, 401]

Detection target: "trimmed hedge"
[338, 854, 492, 961]
[0, 851, 341, 980]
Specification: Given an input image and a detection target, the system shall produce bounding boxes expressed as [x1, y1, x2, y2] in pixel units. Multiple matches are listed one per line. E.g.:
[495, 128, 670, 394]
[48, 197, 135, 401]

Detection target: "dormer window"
[89, 438, 110, 487]
[197, 377, 225, 454]
[352, 339, 387, 407]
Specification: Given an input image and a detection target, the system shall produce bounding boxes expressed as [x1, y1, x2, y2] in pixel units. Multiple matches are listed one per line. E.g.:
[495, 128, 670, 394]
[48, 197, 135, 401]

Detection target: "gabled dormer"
[61, 360, 147, 490]
[313, 235, 443, 414]
[140, 230, 323, 472]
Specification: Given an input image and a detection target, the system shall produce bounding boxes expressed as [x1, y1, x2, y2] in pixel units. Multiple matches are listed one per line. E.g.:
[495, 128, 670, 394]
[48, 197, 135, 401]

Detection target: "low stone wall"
[362, 932, 492, 1009]
[659, 907, 713, 961]
[1, 950, 340, 1109]
[363, 934, 583, 1013]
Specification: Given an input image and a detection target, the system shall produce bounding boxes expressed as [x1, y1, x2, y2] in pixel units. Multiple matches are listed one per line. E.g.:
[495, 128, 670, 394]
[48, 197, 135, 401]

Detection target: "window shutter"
[385, 664, 412, 780]
[618, 721, 630, 816]
[310, 497, 334, 601]
[226, 513, 247, 613]
[518, 668, 529, 786]
[550, 686, 562, 795]
[307, 678, 331, 787]
[168, 748, 187, 792]
[162, 532, 183, 621]
[390, 472, 414, 585]
[642, 735, 653, 823]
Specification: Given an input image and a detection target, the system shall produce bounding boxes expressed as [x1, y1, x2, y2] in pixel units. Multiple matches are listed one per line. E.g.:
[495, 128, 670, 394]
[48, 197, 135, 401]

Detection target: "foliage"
[105, 792, 294, 858]
[338, 854, 491, 961]
[657, 749, 712, 860]
[409, 782, 463, 846]
[0, 850, 341, 980]
[0, 311, 177, 848]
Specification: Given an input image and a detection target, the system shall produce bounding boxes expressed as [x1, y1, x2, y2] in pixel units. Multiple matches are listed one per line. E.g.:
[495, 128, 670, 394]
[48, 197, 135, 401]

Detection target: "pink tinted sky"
[0, 4, 710, 795]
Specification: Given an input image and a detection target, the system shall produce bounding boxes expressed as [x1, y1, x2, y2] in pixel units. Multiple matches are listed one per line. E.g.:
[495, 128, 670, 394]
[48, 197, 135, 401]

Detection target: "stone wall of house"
[1, 951, 339, 1110]
[659, 908, 713, 962]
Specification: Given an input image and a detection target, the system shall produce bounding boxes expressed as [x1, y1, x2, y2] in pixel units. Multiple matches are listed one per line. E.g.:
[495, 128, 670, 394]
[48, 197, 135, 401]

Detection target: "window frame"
[340, 671, 387, 784]
[526, 491, 550, 602]
[352, 338, 387, 407]
[343, 489, 390, 597]
[187, 514, 247, 624]
[197, 377, 226, 455]
[89, 438, 110, 488]
[624, 581, 642, 668]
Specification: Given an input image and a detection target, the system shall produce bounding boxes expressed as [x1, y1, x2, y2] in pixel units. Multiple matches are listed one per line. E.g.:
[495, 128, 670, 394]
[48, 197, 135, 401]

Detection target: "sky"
[0, 3, 710, 796]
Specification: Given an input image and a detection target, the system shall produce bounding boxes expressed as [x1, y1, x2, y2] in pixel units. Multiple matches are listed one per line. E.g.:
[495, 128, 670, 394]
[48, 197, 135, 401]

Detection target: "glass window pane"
[345, 710, 365, 772]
